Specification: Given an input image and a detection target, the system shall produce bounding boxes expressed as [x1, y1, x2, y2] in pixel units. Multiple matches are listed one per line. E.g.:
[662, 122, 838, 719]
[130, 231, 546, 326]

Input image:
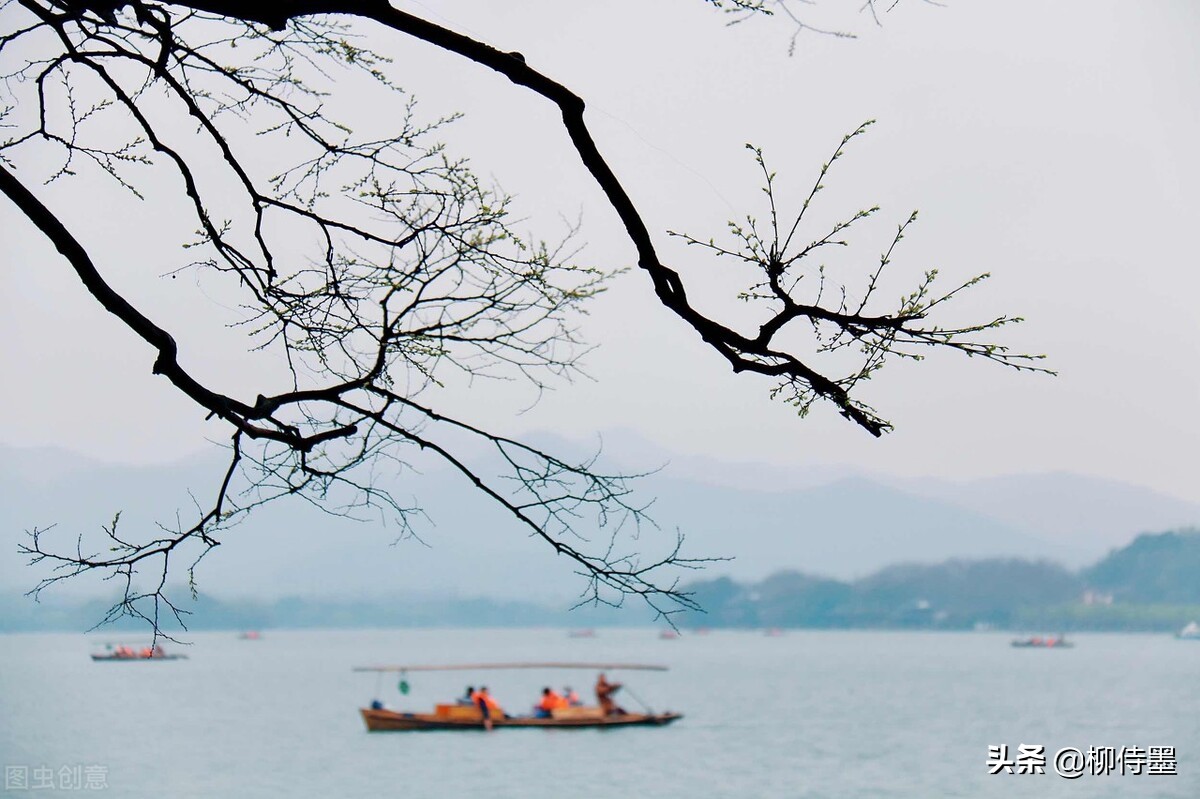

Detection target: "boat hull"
[90, 654, 188, 661]
[360, 708, 682, 731]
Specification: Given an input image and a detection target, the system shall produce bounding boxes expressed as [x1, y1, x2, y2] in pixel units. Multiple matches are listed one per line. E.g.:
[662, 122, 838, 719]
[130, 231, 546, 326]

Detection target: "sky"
[2, 0, 1198, 503]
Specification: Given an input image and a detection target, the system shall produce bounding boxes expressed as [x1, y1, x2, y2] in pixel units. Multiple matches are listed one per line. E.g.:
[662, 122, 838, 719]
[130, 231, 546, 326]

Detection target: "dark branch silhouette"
[1, 0, 1042, 636]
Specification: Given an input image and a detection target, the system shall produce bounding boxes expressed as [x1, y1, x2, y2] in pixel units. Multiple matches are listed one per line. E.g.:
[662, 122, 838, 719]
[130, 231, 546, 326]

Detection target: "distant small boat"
[567, 629, 596, 639]
[1011, 635, 1073, 649]
[764, 627, 784, 637]
[658, 630, 679, 640]
[1177, 621, 1200, 640]
[238, 631, 263, 640]
[92, 644, 187, 661]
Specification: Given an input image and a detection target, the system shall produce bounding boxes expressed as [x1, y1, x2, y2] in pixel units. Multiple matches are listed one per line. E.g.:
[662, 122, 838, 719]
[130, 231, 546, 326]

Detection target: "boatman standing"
[594, 673, 626, 716]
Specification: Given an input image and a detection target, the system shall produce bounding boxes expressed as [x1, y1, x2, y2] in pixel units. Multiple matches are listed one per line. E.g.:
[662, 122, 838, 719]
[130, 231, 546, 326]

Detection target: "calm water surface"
[1, 629, 1196, 797]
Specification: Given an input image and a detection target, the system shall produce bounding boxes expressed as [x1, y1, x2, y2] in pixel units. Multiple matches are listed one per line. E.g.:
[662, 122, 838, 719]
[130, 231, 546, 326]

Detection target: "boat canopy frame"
[353, 662, 669, 673]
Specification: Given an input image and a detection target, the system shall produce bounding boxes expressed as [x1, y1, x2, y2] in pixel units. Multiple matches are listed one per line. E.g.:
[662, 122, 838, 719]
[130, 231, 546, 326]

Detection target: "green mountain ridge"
[682, 529, 1200, 632]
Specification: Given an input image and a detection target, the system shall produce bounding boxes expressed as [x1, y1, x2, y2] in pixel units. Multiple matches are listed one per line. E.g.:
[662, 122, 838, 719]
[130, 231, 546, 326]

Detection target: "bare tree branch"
[1, 0, 1037, 637]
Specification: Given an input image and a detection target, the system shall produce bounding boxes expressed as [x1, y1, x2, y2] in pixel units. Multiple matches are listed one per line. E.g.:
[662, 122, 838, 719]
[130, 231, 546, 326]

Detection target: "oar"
[620, 684, 654, 715]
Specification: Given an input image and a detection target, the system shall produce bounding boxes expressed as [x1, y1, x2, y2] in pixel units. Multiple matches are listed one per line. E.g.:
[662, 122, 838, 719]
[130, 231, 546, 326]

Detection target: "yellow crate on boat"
[434, 704, 485, 720]
[551, 706, 604, 720]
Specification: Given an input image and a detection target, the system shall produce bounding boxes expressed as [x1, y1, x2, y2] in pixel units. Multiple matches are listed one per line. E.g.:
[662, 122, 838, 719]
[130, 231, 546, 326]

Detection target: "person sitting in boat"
[534, 687, 567, 718]
[456, 685, 476, 706]
[139, 646, 154, 658]
[595, 673, 626, 716]
[563, 686, 581, 706]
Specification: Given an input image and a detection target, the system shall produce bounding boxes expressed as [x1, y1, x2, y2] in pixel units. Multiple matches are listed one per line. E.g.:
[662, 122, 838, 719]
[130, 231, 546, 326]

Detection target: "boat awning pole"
[352, 662, 669, 673]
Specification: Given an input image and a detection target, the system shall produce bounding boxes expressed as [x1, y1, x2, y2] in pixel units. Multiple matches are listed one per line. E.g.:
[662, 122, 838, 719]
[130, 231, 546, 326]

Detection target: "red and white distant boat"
[91, 644, 186, 661]
[1011, 635, 1073, 648]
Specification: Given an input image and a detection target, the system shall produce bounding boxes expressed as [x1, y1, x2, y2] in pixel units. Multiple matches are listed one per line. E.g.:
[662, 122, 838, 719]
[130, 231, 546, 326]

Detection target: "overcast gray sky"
[2, 0, 1198, 502]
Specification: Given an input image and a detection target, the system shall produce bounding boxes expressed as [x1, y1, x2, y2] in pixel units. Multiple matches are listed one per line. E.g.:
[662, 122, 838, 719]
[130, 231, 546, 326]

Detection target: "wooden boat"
[354, 661, 678, 732]
[361, 704, 681, 731]
[91, 645, 187, 661]
[1011, 636, 1072, 648]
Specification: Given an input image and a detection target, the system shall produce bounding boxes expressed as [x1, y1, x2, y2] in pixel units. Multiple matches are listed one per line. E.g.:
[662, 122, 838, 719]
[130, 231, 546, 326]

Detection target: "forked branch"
[2, 0, 1036, 635]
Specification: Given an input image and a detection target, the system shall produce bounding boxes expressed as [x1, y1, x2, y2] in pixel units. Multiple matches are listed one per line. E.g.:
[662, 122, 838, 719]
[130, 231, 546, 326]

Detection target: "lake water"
[1, 628, 1196, 797]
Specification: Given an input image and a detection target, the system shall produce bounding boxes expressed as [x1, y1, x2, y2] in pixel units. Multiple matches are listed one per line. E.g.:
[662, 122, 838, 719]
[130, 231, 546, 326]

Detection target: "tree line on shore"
[681, 529, 1200, 631]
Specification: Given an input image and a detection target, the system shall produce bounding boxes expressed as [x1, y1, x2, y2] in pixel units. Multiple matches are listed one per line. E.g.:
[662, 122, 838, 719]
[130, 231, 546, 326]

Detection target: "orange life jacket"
[539, 691, 565, 711]
[473, 690, 501, 711]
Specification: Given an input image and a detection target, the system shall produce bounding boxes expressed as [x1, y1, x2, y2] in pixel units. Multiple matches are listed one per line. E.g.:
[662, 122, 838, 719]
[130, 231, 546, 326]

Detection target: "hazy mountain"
[628, 474, 1059, 580]
[884, 472, 1200, 566]
[0, 443, 583, 603]
[546, 429, 1200, 567]
[3, 439, 1194, 616]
